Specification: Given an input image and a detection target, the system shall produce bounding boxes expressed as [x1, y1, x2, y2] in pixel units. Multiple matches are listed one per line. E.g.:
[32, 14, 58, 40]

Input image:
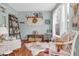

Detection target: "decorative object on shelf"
[33, 12, 43, 18]
[33, 31, 38, 35]
[9, 14, 21, 39]
[33, 12, 38, 17]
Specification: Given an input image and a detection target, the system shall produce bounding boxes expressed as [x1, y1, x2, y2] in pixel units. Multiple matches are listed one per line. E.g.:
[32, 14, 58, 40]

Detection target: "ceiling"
[7, 3, 57, 11]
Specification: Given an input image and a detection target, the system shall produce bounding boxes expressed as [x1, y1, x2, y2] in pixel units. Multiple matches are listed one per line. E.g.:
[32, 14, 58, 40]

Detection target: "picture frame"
[45, 19, 50, 24]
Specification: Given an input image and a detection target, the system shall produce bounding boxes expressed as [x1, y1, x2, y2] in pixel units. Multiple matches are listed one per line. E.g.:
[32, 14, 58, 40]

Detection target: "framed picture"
[45, 19, 50, 24]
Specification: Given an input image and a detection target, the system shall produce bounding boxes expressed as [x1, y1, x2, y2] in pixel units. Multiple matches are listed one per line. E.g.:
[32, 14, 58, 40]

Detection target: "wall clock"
[32, 18, 38, 23]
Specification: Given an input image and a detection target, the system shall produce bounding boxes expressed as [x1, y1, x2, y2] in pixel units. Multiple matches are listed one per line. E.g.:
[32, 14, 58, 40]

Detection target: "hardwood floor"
[9, 40, 49, 56]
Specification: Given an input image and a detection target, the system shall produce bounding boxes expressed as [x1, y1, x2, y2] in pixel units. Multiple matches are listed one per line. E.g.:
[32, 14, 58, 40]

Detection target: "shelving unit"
[9, 14, 21, 39]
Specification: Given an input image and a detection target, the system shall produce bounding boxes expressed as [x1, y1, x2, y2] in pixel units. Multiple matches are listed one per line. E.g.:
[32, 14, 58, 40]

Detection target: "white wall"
[17, 11, 52, 39]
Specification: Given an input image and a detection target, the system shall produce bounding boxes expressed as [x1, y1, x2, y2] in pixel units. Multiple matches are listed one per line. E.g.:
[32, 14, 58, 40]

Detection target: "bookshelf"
[9, 14, 21, 39]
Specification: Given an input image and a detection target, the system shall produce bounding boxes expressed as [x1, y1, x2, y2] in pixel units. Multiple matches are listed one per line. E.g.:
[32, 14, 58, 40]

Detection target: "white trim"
[70, 31, 79, 56]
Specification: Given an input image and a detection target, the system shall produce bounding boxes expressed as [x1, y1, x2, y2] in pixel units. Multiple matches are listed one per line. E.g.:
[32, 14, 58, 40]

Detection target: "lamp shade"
[0, 27, 8, 36]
